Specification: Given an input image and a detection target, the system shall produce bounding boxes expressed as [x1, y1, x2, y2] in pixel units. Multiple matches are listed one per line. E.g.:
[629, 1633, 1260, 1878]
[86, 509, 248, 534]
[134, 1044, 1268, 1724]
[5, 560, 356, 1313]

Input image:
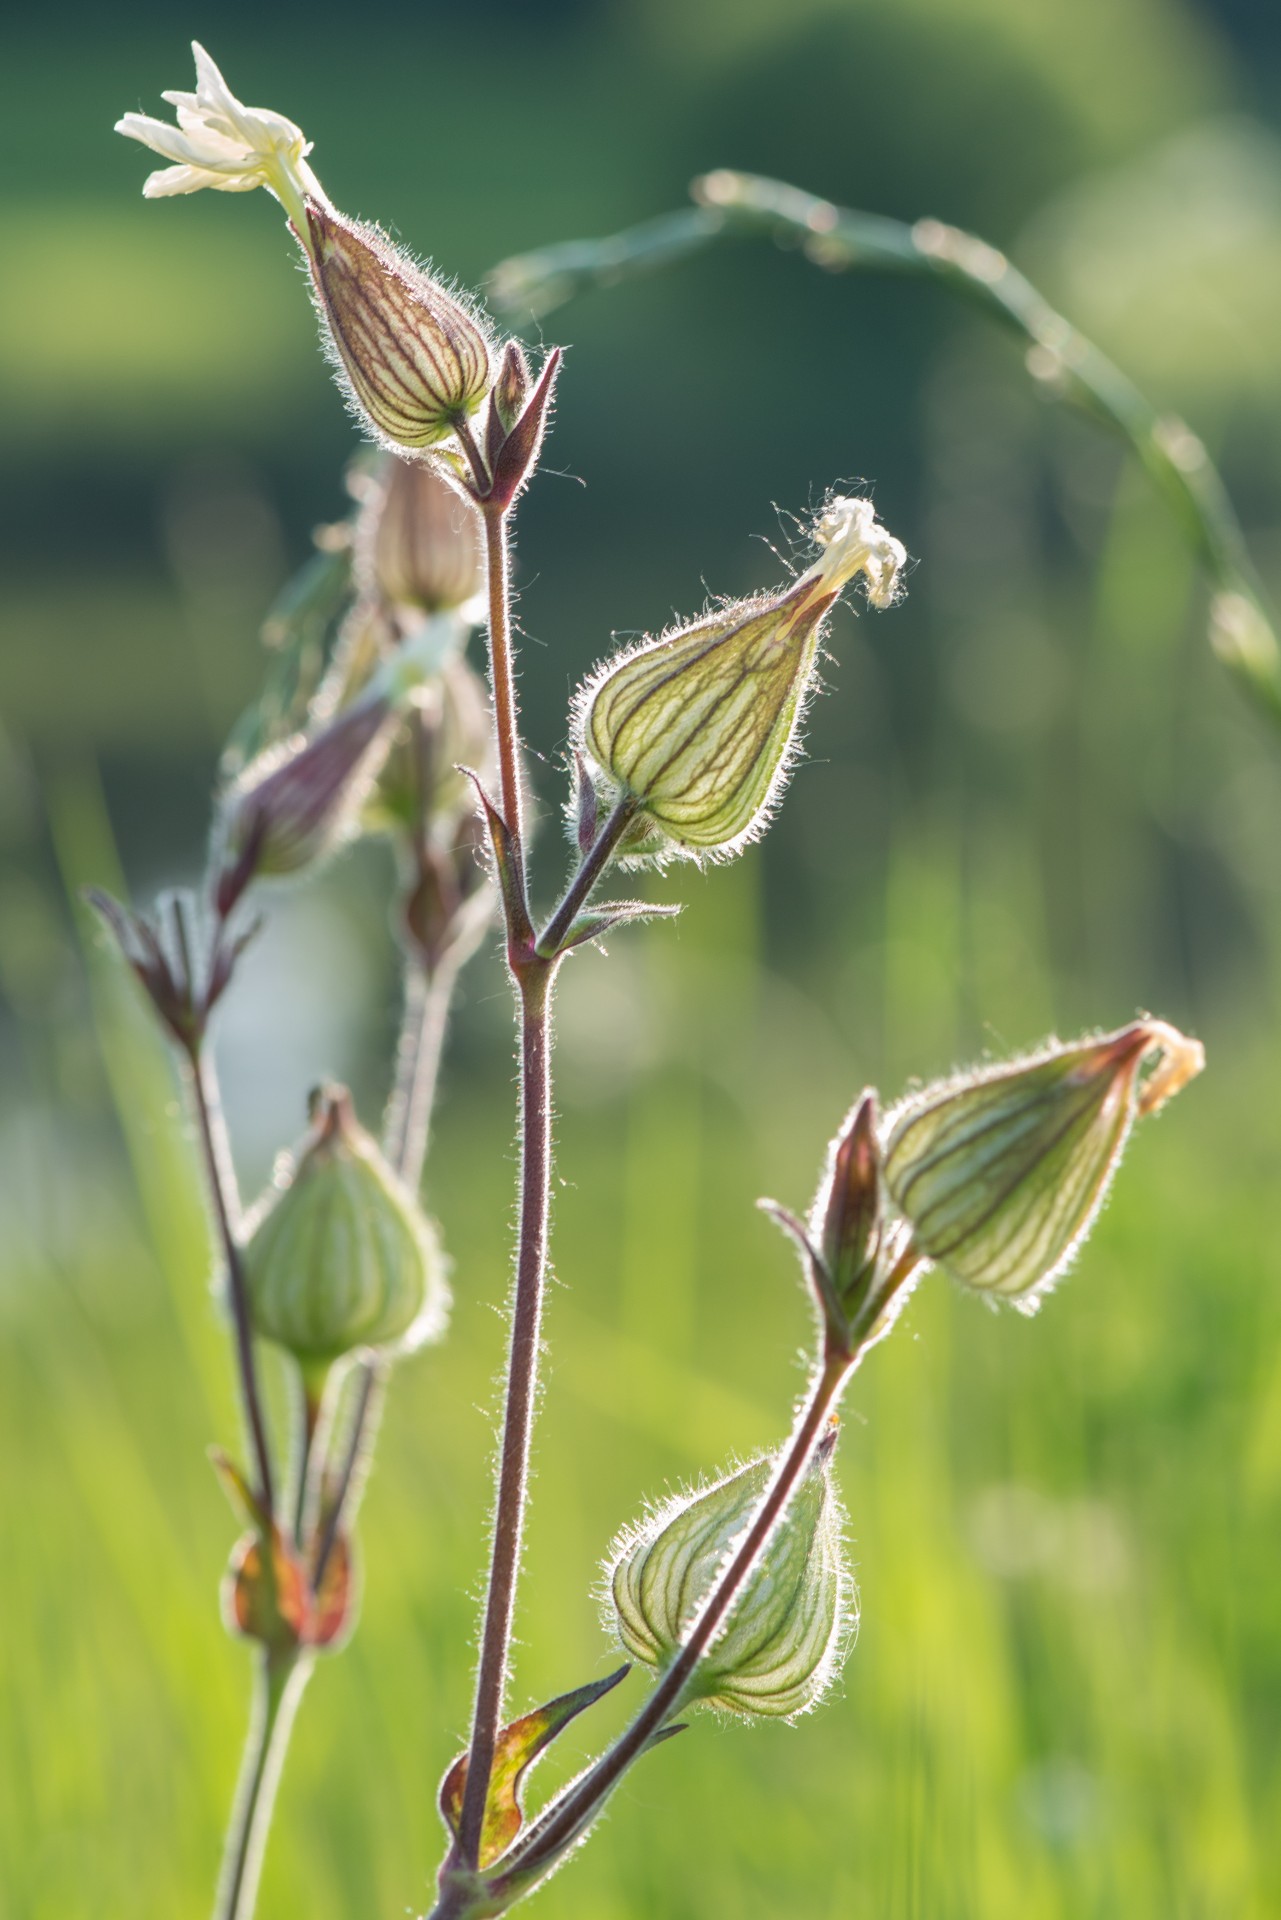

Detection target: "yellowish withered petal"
[807, 495, 907, 607]
[882, 1018, 1204, 1305]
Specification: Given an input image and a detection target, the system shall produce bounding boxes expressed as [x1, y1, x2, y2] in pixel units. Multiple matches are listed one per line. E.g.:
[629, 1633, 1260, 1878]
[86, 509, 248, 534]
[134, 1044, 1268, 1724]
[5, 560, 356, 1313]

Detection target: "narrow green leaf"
[561, 900, 682, 952]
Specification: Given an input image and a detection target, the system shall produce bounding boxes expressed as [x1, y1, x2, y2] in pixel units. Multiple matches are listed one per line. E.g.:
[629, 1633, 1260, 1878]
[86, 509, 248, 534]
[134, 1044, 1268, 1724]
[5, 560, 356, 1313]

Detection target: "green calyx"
[581, 582, 830, 862]
[608, 1438, 849, 1720]
[243, 1085, 449, 1366]
[882, 1019, 1203, 1305]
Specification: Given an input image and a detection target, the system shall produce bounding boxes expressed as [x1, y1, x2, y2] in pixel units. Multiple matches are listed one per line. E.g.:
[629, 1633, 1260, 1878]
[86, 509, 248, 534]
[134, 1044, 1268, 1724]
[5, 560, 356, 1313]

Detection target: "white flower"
[115, 42, 328, 236]
[805, 496, 906, 608]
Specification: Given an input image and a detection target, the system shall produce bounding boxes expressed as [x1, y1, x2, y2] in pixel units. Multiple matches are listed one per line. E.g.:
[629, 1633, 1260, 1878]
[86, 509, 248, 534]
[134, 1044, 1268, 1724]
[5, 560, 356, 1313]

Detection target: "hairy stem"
[213, 1650, 311, 1920]
[453, 957, 557, 1871]
[384, 957, 461, 1193]
[537, 795, 638, 956]
[486, 1350, 849, 1896]
[481, 505, 526, 854]
[186, 1042, 275, 1517]
[490, 1248, 926, 1899]
[313, 1357, 385, 1590]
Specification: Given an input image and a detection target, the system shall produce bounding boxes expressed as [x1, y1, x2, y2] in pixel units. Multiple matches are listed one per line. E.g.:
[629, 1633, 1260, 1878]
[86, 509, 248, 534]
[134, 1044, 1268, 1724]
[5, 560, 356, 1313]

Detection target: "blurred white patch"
[212, 888, 375, 1178]
[969, 1482, 1131, 1593]
[555, 947, 666, 1104]
[1018, 1756, 1101, 1847]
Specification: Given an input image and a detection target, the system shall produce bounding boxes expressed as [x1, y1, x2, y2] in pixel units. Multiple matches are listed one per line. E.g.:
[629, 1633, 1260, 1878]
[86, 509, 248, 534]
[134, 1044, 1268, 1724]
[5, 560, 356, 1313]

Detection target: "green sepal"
[555, 899, 682, 955]
[461, 767, 532, 949]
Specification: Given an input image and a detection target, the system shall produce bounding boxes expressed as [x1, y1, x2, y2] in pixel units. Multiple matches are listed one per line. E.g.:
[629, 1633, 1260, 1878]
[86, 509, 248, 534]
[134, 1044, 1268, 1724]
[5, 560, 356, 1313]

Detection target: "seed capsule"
[575, 497, 904, 862]
[355, 456, 483, 615]
[306, 203, 492, 451]
[243, 1086, 448, 1367]
[608, 1436, 849, 1719]
[882, 1019, 1204, 1305]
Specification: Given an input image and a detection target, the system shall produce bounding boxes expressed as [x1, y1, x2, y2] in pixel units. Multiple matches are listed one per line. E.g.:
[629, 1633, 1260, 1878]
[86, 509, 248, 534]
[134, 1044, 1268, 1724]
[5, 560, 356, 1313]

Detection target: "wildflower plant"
[104, 45, 1209, 1920]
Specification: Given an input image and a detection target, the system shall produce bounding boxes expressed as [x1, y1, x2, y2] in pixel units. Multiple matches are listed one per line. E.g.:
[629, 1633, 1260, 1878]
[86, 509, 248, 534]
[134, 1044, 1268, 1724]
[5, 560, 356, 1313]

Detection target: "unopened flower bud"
[575, 497, 904, 861]
[217, 687, 396, 908]
[306, 202, 493, 451]
[399, 812, 495, 975]
[244, 1085, 448, 1369]
[355, 456, 483, 615]
[816, 1091, 884, 1316]
[882, 1019, 1204, 1306]
[608, 1434, 848, 1719]
[492, 340, 532, 435]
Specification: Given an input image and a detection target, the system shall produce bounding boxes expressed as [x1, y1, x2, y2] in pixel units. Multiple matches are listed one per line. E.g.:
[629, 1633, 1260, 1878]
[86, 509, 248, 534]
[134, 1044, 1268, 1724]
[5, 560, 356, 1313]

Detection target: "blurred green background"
[3, 0, 1281, 1914]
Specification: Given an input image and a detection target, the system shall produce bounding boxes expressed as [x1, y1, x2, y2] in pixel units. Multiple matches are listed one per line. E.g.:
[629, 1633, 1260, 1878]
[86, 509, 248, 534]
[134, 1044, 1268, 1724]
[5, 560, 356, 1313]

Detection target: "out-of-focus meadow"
[4, 0, 1281, 1914]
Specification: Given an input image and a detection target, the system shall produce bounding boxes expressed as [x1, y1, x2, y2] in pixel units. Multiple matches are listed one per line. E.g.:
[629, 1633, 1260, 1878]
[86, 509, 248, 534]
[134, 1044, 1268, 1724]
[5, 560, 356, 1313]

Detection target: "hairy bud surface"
[575, 497, 904, 861]
[608, 1437, 848, 1719]
[882, 1019, 1204, 1305]
[306, 203, 492, 450]
[244, 1086, 448, 1369]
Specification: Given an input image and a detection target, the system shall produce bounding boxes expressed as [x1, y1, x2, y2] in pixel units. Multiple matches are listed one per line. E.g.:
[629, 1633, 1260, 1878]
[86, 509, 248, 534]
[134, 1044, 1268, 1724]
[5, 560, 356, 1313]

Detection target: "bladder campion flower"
[608, 1432, 849, 1719]
[243, 1085, 448, 1379]
[574, 496, 905, 861]
[882, 1019, 1205, 1306]
[116, 45, 495, 453]
[114, 42, 328, 234]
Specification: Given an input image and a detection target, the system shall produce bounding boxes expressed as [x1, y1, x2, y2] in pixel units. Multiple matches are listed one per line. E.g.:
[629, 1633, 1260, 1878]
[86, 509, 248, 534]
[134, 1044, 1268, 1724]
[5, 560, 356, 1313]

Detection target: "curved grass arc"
[489, 172, 1281, 729]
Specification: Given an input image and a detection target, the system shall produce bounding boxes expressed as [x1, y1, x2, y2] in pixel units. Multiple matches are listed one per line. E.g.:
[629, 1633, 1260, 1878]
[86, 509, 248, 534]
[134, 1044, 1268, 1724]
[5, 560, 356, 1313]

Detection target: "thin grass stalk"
[489, 172, 1281, 725]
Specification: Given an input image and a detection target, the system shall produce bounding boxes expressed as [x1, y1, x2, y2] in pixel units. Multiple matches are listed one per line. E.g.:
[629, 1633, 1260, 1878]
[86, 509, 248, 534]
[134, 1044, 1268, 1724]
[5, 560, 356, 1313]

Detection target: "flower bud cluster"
[603, 1017, 1201, 1732]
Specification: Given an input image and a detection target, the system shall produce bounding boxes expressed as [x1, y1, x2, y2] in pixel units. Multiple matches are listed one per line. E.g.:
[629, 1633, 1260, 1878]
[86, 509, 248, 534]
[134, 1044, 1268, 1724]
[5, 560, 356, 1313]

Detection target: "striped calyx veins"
[608, 1435, 848, 1719]
[306, 203, 492, 450]
[243, 1085, 448, 1369]
[882, 1019, 1204, 1306]
[575, 496, 904, 863]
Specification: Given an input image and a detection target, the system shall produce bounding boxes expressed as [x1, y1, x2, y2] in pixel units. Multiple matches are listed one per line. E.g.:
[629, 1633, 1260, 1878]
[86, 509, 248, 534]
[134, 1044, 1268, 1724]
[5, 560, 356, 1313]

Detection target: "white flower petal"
[142, 163, 237, 198]
[117, 43, 327, 235]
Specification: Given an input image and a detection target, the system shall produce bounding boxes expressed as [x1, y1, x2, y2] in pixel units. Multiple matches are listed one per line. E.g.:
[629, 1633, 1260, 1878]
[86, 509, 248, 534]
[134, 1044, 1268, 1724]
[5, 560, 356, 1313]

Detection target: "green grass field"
[2, 755, 1278, 1919]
